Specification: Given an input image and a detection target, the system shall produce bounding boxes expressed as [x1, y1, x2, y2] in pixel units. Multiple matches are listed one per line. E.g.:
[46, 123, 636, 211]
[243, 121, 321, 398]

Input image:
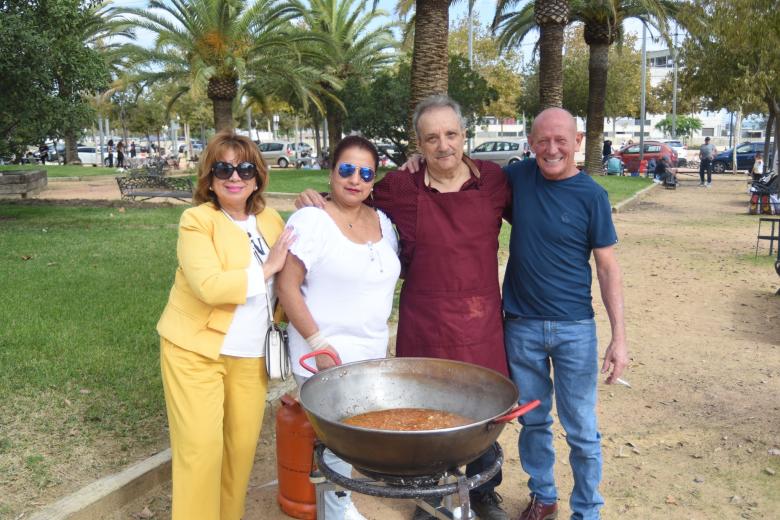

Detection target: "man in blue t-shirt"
[506, 108, 627, 520]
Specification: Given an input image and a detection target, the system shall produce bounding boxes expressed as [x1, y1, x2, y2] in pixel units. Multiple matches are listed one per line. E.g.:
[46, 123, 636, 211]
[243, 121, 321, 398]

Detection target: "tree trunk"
[313, 114, 322, 160]
[64, 129, 80, 164]
[408, 0, 451, 152]
[584, 41, 610, 176]
[538, 23, 565, 110]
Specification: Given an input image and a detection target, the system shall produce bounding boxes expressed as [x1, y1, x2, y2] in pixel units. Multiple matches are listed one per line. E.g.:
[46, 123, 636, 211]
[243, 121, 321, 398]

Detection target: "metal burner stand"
[310, 443, 503, 520]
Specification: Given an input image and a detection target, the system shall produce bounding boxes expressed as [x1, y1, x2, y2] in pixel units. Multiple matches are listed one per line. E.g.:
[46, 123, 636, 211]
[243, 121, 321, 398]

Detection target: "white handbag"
[263, 288, 291, 380]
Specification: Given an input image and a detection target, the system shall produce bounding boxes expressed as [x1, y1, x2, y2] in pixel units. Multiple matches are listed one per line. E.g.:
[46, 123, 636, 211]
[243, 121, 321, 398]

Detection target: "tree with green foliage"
[449, 17, 524, 122]
[680, 0, 779, 172]
[0, 0, 112, 163]
[655, 114, 701, 138]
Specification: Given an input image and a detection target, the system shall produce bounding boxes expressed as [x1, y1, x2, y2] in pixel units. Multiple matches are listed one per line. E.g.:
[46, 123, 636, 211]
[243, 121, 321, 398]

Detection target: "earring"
[254, 186, 258, 191]
[208, 186, 213, 191]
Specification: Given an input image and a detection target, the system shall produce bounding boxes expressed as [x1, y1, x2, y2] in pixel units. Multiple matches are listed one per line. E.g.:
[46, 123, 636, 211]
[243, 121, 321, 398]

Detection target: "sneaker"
[344, 502, 367, 520]
[471, 490, 508, 520]
[518, 495, 558, 520]
[698, 182, 706, 187]
[706, 182, 712, 188]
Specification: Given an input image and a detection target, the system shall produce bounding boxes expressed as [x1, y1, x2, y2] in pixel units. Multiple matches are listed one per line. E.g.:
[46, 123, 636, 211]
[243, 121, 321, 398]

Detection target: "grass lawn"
[0, 164, 120, 178]
[0, 173, 646, 515]
[593, 175, 653, 204]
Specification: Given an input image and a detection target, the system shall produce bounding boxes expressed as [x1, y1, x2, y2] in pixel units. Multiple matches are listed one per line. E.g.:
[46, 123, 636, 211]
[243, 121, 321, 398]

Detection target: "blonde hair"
[193, 130, 269, 214]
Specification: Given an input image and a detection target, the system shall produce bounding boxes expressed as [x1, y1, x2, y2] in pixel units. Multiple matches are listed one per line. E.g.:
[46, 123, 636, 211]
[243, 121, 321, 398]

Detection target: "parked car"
[662, 139, 687, 166]
[615, 141, 678, 173]
[712, 141, 775, 173]
[77, 146, 110, 166]
[257, 141, 300, 168]
[469, 140, 530, 167]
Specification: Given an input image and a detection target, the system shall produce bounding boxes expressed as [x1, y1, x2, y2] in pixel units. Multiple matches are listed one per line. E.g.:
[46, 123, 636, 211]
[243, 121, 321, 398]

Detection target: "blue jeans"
[504, 316, 604, 520]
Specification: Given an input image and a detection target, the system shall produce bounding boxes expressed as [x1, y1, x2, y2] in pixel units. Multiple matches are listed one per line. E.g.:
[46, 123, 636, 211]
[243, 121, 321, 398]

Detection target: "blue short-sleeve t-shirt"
[502, 160, 618, 320]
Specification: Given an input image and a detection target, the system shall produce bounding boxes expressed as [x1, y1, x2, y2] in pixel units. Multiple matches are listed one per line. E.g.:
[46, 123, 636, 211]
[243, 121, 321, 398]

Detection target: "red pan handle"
[299, 349, 342, 374]
[491, 400, 541, 424]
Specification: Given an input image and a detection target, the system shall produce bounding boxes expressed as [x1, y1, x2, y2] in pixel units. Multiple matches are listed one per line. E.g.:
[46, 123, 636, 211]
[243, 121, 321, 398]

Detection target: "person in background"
[156, 131, 295, 520]
[107, 139, 114, 167]
[698, 137, 717, 188]
[116, 140, 125, 168]
[752, 152, 765, 181]
[602, 140, 612, 163]
[130, 141, 137, 159]
[605, 155, 624, 176]
[277, 136, 401, 520]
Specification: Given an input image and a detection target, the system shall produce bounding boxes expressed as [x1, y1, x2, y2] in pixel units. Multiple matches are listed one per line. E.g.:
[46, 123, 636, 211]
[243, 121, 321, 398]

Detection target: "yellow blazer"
[157, 202, 286, 360]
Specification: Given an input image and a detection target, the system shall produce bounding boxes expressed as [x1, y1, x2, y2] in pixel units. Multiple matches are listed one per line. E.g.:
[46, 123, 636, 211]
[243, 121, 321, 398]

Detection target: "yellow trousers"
[160, 338, 268, 520]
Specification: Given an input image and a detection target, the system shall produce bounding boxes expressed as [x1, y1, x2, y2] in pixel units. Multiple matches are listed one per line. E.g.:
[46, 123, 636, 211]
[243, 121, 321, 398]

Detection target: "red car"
[615, 141, 678, 173]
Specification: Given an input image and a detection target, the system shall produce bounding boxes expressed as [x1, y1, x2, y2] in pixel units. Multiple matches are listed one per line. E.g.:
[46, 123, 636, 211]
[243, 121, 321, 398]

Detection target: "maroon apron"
[395, 169, 508, 376]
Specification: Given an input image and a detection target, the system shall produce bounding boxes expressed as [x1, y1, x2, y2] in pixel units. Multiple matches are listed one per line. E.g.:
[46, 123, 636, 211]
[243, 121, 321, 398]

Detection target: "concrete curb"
[612, 182, 658, 213]
[28, 450, 172, 520]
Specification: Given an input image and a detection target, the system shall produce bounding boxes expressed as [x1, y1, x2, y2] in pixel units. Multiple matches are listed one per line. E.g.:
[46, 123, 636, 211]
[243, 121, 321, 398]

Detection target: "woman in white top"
[277, 135, 401, 520]
[157, 131, 295, 520]
[752, 152, 765, 181]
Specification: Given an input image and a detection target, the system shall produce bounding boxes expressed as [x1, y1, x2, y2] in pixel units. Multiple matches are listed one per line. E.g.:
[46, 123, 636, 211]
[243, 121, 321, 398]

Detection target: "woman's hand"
[263, 227, 296, 280]
[315, 345, 341, 371]
[400, 153, 423, 173]
[295, 189, 327, 209]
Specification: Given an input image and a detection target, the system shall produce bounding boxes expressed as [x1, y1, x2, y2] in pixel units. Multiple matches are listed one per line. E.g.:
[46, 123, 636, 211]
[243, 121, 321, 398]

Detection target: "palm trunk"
[325, 107, 343, 160]
[538, 23, 565, 109]
[408, 0, 451, 151]
[212, 98, 234, 131]
[584, 41, 610, 176]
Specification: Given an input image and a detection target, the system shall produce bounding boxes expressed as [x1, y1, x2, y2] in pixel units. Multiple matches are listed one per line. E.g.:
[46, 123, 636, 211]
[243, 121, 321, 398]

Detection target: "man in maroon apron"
[296, 95, 512, 520]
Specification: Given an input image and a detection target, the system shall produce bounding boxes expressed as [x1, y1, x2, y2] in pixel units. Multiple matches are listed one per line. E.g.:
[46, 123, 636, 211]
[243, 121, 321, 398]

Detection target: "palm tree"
[290, 0, 397, 155]
[494, 0, 680, 175]
[494, 0, 570, 110]
[59, 1, 135, 163]
[119, 0, 302, 131]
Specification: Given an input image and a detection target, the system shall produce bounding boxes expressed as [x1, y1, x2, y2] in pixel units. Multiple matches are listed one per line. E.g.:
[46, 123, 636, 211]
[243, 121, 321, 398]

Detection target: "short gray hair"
[412, 94, 467, 136]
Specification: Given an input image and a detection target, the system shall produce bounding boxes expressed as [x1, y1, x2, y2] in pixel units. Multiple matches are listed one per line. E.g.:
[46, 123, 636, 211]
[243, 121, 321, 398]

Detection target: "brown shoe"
[471, 491, 509, 520]
[518, 495, 558, 520]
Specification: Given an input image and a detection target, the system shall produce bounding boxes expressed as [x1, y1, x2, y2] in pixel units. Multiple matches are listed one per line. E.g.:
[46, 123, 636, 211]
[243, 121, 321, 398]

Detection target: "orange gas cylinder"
[276, 394, 317, 519]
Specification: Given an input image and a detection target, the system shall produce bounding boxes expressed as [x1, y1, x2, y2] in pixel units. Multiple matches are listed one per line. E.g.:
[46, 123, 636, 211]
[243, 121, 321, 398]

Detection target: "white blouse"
[286, 207, 401, 376]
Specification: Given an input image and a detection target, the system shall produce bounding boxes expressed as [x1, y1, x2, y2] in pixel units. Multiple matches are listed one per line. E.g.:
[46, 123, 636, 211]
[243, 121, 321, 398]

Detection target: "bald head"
[529, 107, 582, 180]
[531, 108, 577, 139]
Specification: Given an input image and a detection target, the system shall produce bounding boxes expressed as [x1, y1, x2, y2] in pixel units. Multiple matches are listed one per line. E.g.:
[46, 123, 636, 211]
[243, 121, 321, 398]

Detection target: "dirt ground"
[23, 173, 780, 519]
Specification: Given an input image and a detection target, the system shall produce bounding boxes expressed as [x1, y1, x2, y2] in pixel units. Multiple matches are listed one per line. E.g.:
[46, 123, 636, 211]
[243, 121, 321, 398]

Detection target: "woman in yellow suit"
[157, 131, 295, 520]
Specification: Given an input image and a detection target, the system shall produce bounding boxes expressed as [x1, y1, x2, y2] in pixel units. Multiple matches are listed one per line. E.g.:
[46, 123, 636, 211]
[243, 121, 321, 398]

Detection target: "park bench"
[115, 175, 193, 202]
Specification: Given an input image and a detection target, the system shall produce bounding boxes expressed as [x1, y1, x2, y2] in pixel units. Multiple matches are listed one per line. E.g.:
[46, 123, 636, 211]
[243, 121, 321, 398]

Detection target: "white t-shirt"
[286, 207, 401, 376]
[220, 214, 273, 358]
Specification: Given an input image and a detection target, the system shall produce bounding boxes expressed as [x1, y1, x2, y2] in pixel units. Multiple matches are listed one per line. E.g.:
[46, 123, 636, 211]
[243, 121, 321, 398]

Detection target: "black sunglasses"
[211, 161, 258, 180]
[338, 162, 375, 183]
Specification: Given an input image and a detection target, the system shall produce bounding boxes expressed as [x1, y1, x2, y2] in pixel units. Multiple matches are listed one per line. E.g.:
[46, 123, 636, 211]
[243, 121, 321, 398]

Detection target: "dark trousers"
[699, 158, 713, 184]
[467, 442, 502, 497]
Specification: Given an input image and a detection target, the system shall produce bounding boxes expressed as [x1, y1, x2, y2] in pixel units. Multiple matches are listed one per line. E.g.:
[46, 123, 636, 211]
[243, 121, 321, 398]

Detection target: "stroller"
[748, 170, 779, 215]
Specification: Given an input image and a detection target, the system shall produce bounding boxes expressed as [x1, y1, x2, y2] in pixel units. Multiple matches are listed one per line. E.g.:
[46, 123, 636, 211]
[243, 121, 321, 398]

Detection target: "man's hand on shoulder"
[294, 189, 326, 209]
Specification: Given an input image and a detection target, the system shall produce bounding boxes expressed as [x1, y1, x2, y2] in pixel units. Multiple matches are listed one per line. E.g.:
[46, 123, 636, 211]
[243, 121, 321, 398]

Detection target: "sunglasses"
[211, 161, 258, 180]
[338, 163, 375, 183]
